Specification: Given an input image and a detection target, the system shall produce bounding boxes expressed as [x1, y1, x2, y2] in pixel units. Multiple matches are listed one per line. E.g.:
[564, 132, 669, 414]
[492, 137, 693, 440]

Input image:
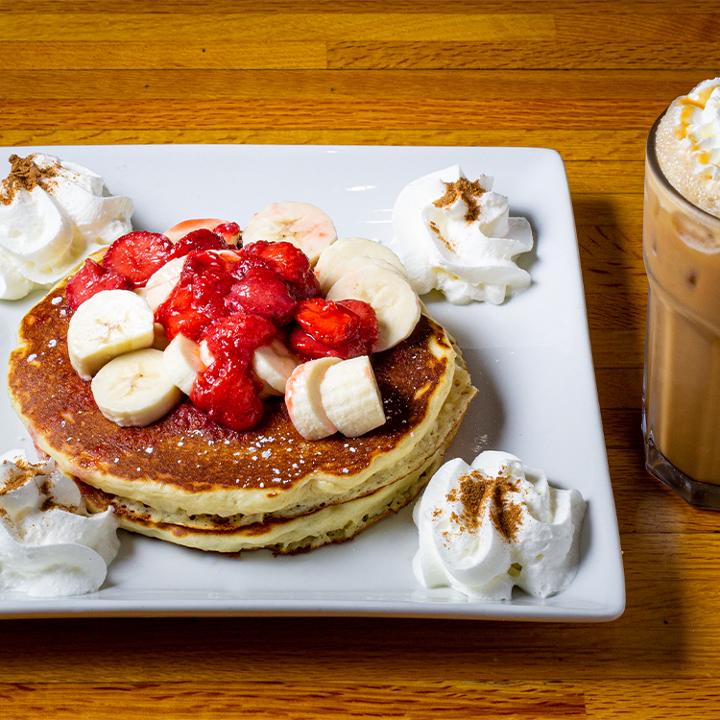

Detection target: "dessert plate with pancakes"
[0, 145, 624, 621]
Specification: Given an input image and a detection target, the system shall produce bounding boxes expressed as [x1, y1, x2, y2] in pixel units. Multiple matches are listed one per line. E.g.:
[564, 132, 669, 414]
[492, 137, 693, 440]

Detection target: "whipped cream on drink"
[0, 153, 134, 300]
[656, 77, 720, 219]
[391, 165, 533, 305]
[412, 450, 586, 600]
[0, 451, 120, 597]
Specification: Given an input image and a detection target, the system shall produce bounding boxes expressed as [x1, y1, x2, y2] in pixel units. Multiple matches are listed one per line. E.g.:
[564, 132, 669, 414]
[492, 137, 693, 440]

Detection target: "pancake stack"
[8, 276, 476, 554]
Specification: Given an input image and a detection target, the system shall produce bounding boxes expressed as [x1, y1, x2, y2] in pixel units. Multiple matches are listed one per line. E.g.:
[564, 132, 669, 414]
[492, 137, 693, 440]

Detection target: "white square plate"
[0, 145, 625, 620]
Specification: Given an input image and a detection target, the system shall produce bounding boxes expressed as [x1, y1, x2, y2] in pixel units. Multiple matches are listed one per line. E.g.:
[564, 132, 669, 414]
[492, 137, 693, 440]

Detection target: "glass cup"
[643, 113, 720, 508]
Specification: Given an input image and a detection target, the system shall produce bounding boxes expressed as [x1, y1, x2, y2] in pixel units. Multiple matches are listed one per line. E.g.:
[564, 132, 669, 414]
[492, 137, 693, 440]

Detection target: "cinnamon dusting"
[446, 469, 524, 543]
[0, 154, 60, 206]
[433, 177, 486, 223]
[0, 459, 43, 495]
[429, 220, 454, 252]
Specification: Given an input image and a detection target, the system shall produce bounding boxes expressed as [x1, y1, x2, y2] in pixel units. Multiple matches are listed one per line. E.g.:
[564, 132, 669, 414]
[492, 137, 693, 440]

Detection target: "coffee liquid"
[644, 114, 720, 489]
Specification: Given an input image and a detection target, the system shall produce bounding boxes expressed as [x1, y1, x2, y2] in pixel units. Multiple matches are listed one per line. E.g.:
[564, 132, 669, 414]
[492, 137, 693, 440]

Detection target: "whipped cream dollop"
[391, 165, 533, 305]
[0, 153, 134, 300]
[0, 450, 120, 597]
[656, 77, 720, 218]
[412, 450, 586, 600]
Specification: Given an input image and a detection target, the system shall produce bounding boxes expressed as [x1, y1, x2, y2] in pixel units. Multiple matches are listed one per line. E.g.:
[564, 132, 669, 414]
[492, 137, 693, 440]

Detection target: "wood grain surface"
[2, 1, 720, 718]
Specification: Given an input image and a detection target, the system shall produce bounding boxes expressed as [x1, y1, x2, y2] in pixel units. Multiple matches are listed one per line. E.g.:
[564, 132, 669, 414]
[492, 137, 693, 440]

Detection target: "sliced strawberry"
[294, 298, 360, 346]
[202, 313, 277, 364]
[288, 326, 368, 361]
[190, 361, 264, 432]
[65, 258, 133, 310]
[225, 266, 297, 325]
[167, 229, 229, 260]
[289, 298, 379, 360]
[337, 299, 379, 352]
[288, 326, 339, 361]
[241, 241, 320, 300]
[102, 231, 173, 288]
[189, 313, 277, 431]
[213, 222, 241, 246]
[155, 250, 236, 342]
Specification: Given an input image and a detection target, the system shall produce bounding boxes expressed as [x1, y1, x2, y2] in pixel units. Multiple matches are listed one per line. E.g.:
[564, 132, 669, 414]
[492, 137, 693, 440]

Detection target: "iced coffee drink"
[644, 78, 720, 508]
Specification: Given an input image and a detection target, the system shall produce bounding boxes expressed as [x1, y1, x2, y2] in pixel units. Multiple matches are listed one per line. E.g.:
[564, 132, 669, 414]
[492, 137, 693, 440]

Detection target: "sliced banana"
[91, 348, 182, 427]
[315, 236, 408, 290]
[325, 264, 421, 352]
[252, 338, 299, 398]
[163, 333, 207, 395]
[320, 356, 386, 438]
[318, 256, 404, 296]
[242, 201, 337, 265]
[67, 289, 155, 380]
[285, 357, 341, 440]
[144, 256, 185, 312]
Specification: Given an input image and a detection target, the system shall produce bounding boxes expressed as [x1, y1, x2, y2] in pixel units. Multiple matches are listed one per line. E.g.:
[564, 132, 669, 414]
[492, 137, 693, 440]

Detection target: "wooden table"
[2, 1, 720, 717]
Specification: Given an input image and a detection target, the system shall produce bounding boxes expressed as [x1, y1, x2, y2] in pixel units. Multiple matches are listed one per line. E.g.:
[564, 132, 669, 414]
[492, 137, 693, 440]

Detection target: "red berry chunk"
[338, 299, 380, 351]
[294, 298, 361, 345]
[102, 231, 173, 288]
[288, 325, 339, 360]
[65, 258, 133, 310]
[213, 222, 241, 246]
[289, 298, 379, 360]
[167, 229, 229, 260]
[225, 266, 297, 325]
[190, 362, 264, 432]
[190, 313, 277, 431]
[155, 251, 236, 342]
[241, 241, 320, 301]
[202, 313, 277, 364]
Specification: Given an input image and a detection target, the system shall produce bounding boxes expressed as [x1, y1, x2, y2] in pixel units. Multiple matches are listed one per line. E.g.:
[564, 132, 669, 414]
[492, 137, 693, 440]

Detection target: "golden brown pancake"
[77, 349, 472, 553]
[8, 275, 476, 553]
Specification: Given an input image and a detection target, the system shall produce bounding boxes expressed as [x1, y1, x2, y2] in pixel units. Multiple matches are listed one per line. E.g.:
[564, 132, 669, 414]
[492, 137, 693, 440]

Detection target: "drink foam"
[656, 78, 720, 219]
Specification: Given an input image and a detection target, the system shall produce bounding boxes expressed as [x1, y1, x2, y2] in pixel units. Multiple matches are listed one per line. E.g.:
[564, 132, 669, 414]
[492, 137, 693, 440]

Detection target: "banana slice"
[91, 348, 182, 427]
[67, 289, 155, 381]
[242, 202, 337, 265]
[320, 356, 386, 438]
[144, 256, 185, 312]
[315, 236, 408, 289]
[285, 357, 341, 440]
[325, 265, 421, 352]
[252, 338, 299, 398]
[163, 333, 207, 395]
[318, 256, 405, 296]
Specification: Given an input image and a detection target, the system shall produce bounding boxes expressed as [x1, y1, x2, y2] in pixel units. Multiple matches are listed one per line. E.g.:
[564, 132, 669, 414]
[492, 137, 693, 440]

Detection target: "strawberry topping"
[155, 250, 236, 342]
[338, 299, 380, 350]
[190, 313, 277, 431]
[225, 265, 297, 325]
[212, 222, 241, 246]
[65, 258, 133, 310]
[241, 241, 320, 301]
[294, 298, 361, 345]
[102, 231, 173, 288]
[202, 312, 277, 363]
[289, 298, 379, 360]
[167, 229, 229, 260]
[190, 362, 264, 432]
